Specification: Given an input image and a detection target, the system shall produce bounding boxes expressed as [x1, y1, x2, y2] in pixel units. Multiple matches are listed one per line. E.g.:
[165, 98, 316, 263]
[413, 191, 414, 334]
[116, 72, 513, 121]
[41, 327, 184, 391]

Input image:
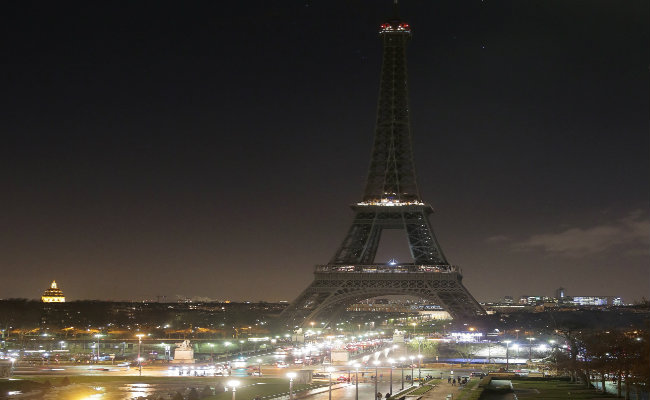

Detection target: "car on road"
[470, 372, 486, 378]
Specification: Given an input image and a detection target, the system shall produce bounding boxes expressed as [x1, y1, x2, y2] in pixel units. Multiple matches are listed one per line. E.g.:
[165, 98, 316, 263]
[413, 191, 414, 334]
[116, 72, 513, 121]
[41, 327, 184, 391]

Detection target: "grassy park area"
[455, 379, 482, 400]
[509, 379, 617, 399]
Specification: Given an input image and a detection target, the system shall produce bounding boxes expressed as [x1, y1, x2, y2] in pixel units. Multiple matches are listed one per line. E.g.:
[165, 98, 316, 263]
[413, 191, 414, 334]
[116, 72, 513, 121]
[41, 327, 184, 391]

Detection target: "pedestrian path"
[420, 383, 462, 400]
[296, 383, 348, 398]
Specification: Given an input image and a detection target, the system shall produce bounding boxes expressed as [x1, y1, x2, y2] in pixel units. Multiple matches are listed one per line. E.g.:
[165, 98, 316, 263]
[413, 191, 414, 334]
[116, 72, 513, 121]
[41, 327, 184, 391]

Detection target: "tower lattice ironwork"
[280, 8, 484, 329]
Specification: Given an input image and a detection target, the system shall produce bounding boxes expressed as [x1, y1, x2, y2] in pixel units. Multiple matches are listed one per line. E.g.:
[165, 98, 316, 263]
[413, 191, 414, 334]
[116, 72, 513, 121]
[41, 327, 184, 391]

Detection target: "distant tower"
[555, 287, 565, 300]
[41, 280, 66, 303]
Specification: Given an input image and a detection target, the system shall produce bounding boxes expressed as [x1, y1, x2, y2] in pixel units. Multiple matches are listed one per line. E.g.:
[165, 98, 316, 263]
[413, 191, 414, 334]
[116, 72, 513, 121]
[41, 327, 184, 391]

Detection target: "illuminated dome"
[42, 280, 65, 303]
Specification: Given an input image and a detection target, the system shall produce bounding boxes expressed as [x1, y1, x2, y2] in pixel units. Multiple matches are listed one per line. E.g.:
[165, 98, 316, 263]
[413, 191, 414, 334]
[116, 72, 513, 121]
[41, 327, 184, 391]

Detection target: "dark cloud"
[513, 210, 649, 258]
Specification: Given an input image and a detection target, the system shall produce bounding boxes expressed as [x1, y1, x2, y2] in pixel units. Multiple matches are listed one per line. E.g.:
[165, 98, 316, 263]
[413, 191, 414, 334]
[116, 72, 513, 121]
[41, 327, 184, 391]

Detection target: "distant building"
[555, 287, 565, 300]
[504, 296, 514, 304]
[41, 280, 65, 303]
[567, 296, 623, 306]
[519, 295, 554, 305]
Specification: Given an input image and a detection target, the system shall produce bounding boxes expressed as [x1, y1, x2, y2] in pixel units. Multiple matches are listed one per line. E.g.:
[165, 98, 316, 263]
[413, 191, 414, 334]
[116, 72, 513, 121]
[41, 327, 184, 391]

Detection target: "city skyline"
[2, 1, 648, 302]
[25, 278, 636, 304]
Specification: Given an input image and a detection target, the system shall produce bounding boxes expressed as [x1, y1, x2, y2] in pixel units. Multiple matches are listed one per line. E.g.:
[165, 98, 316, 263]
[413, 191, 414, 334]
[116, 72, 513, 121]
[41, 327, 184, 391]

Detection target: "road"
[309, 381, 411, 400]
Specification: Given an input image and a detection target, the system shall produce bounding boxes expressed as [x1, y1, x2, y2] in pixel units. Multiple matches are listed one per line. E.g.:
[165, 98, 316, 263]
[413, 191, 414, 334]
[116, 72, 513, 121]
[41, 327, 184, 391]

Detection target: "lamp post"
[527, 337, 535, 362]
[503, 340, 511, 372]
[136, 334, 145, 376]
[257, 358, 263, 375]
[209, 343, 214, 362]
[326, 366, 335, 400]
[227, 380, 240, 400]
[373, 360, 380, 400]
[287, 372, 296, 400]
[224, 341, 232, 361]
[163, 344, 170, 363]
[94, 334, 103, 363]
[417, 354, 423, 382]
[388, 358, 394, 395]
[399, 357, 405, 390]
[353, 363, 360, 400]
[409, 356, 414, 384]
[549, 340, 558, 373]
[487, 341, 492, 364]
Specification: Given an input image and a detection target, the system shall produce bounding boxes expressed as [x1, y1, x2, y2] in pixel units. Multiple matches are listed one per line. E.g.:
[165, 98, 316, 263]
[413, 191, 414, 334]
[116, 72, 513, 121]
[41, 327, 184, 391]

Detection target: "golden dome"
[42, 280, 65, 302]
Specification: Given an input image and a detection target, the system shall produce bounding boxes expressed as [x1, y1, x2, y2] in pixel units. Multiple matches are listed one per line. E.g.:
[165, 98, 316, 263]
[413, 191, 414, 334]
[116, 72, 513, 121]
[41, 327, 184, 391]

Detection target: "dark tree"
[200, 386, 212, 398]
[187, 388, 199, 400]
[172, 392, 184, 400]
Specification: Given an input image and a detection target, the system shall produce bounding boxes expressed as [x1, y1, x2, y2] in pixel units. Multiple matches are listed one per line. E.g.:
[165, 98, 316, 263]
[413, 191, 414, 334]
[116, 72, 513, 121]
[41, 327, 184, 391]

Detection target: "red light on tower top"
[380, 1, 411, 34]
[380, 20, 411, 34]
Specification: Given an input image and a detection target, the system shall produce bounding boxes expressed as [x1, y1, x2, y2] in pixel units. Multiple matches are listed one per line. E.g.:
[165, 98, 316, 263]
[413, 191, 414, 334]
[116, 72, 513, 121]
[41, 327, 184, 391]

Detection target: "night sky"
[2, 1, 648, 303]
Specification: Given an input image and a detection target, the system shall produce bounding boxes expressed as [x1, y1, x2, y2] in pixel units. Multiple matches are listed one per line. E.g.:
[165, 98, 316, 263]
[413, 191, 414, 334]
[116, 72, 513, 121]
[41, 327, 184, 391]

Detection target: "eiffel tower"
[280, 5, 484, 329]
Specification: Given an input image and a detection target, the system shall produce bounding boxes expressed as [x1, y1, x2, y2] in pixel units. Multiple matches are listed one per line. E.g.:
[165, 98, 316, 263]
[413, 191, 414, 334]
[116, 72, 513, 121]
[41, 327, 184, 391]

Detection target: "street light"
[326, 366, 335, 400]
[503, 340, 511, 372]
[94, 334, 103, 363]
[162, 343, 170, 362]
[373, 360, 380, 400]
[9, 357, 16, 375]
[409, 356, 414, 384]
[224, 341, 232, 360]
[388, 358, 394, 395]
[209, 343, 214, 362]
[417, 354, 423, 382]
[416, 336, 424, 357]
[257, 358, 263, 375]
[227, 380, 240, 400]
[399, 357, 406, 390]
[136, 334, 145, 376]
[287, 372, 297, 400]
[353, 363, 360, 400]
[549, 340, 558, 373]
[487, 341, 492, 364]
[526, 337, 536, 361]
